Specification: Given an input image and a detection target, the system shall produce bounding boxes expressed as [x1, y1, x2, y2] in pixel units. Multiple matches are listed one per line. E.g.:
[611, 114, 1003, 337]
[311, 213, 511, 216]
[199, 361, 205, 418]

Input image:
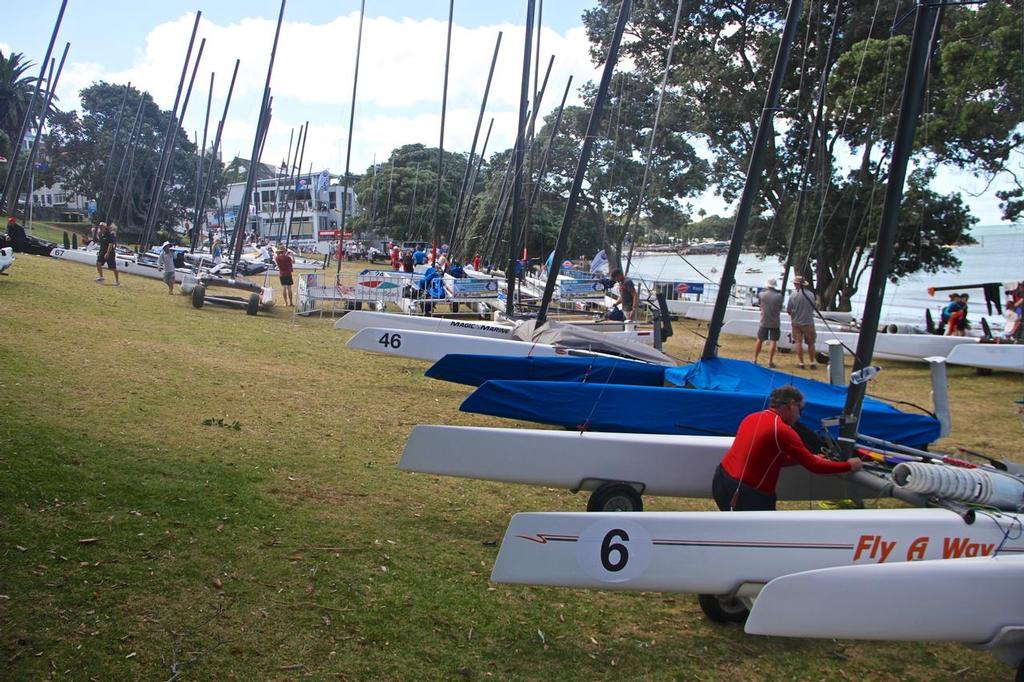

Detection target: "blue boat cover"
[462, 359, 940, 446]
[426, 354, 666, 387]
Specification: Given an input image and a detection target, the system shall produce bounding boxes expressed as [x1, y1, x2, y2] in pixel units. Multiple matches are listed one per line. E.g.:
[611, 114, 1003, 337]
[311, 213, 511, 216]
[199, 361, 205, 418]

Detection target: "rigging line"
[799, 0, 889, 279]
[624, 0, 685, 277]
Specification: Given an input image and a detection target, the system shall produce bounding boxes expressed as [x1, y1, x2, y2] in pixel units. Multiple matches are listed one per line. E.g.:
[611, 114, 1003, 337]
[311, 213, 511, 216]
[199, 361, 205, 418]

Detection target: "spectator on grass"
[158, 241, 176, 295]
[95, 223, 119, 286]
[754, 278, 783, 368]
[786, 276, 817, 369]
[275, 246, 295, 307]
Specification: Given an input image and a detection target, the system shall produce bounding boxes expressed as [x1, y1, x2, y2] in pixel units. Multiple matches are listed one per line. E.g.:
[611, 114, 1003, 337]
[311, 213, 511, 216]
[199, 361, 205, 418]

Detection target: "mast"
[96, 82, 132, 222]
[277, 122, 304, 244]
[781, 1, 842, 294]
[190, 72, 215, 245]
[432, 0, 455, 266]
[191, 59, 240, 253]
[447, 31, 502, 260]
[839, 2, 942, 453]
[230, 0, 286, 275]
[284, 121, 309, 248]
[701, 0, 804, 359]
[1, 0, 67, 216]
[535, 0, 631, 325]
[14, 44, 69, 214]
[336, 0, 366, 273]
[139, 13, 202, 249]
[452, 116, 494, 259]
[108, 94, 145, 228]
[504, 0, 535, 316]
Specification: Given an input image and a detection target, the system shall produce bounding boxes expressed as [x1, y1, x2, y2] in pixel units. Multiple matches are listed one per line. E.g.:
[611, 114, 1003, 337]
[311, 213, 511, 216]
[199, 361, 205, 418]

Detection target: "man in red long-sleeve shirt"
[712, 386, 862, 511]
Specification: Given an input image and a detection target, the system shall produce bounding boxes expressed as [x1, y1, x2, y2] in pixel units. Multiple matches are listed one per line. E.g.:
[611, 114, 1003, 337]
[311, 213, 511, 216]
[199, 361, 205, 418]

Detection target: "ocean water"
[628, 224, 1024, 326]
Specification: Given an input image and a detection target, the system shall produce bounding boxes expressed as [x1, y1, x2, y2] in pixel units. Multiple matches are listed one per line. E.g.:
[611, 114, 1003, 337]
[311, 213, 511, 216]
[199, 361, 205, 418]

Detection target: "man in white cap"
[754, 277, 783, 367]
[158, 241, 176, 295]
[786, 275, 818, 369]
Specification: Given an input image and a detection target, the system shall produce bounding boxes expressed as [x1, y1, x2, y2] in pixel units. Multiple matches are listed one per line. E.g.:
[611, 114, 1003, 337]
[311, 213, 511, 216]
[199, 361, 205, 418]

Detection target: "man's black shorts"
[279, 274, 294, 286]
[97, 253, 117, 269]
[757, 326, 780, 341]
[712, 464, 777, 511]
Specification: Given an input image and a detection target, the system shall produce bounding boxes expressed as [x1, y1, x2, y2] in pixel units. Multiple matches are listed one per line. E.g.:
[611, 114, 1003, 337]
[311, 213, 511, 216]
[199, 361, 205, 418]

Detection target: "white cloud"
[53, 11, 600, 176]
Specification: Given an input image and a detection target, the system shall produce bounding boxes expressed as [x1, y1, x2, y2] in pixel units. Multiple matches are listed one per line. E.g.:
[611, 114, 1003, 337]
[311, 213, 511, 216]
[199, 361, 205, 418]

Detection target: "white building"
[220, 170, 358, 253]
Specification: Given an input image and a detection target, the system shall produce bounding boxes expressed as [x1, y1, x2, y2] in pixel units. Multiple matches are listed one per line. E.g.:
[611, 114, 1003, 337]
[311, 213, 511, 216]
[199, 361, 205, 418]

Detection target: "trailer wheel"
[697, 594, 749, 624]
[246, 293, 259, 316]
[587, 483, 642, 512]
[191, 284, 206, 309]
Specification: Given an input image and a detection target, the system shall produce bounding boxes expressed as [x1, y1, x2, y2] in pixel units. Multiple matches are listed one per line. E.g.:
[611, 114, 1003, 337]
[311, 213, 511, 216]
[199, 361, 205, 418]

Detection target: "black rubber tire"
[587, 483, 643, 512]
[697, 594, 749, 624]
[246, 293, 259, 316]
[191, 284, 206, 309]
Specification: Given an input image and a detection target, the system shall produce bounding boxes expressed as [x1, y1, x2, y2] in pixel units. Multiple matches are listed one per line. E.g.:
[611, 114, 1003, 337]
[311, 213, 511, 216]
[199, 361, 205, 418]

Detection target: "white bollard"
[827, 340, 845, 386]
[924, 356, 951, 438]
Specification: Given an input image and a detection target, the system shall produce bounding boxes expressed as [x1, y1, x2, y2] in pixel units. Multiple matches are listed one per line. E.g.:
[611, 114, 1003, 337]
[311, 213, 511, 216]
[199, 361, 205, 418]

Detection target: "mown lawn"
[0, 252, 1020, 680]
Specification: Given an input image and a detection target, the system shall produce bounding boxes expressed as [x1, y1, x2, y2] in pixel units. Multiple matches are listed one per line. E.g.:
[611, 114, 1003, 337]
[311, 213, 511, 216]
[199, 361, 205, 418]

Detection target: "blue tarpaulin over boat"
[425, 354, 666, 387]
[461, 358, 941, 446]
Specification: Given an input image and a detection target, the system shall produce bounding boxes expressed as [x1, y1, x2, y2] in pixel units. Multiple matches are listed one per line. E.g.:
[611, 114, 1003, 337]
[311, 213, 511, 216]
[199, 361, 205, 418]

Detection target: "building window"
[329, 191, 337, 210]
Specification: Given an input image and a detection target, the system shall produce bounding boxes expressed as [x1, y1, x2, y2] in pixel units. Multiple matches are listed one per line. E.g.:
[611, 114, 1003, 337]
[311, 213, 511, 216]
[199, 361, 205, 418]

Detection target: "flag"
[296, 177, 308, 192]
[316, 169, 330, 192]
[590, 249, 609, 274]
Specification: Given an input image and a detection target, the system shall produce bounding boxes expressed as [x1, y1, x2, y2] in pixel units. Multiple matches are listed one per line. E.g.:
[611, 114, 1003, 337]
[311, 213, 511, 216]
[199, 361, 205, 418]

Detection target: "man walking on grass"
[94, 223, 120, 286]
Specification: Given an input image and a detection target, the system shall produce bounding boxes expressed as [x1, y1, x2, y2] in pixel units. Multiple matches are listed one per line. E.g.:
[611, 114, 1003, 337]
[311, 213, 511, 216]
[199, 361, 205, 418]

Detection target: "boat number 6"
[600, 529, 629, 572]
[577, 520, 652, 583]
[378, 332, 402, 349]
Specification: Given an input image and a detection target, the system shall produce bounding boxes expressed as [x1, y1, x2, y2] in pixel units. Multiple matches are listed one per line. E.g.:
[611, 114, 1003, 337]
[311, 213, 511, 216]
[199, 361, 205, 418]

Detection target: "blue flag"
[317, 169, 330, 192]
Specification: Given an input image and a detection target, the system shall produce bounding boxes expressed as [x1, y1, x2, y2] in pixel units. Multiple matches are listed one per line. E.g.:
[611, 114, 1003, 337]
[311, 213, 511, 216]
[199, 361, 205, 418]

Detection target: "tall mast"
[14, 44, 69, 214]
[447, 31, 502, 260]
[839, 2, 942, 453]
[535, 0, 631, 325]
[190, 59, 240, 252]
[336, 0, 366, 272]
[230, 0, 287, 274]
[1, 0, 67, 215]
[701, 0, 804, 359]
[432, 0, 455, 265]
[503, 0, 536, 316]
[96, 82, 132, 222]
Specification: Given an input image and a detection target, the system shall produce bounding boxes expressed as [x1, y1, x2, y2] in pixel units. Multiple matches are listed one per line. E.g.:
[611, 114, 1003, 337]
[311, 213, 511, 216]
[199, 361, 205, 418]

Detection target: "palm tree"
[0, 50, 39, 160]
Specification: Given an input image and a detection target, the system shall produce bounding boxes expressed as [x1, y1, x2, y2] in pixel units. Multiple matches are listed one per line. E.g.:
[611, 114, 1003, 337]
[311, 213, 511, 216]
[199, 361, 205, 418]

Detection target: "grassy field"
[0, 253, 1021, 680]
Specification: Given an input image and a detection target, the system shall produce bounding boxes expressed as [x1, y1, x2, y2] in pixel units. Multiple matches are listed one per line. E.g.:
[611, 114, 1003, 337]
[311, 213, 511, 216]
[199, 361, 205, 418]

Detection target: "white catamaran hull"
[721, 319, 977, 362]
[491, 508, 1024, 595]
[685, 302, 856, 326]
[0, 247, 13, 274]
[346, 327, 594, 362]
[336, 310, 655, 346]
[400, 425, 873, 501]
[945, 343, 1024, 373]
[51, 247, 189, 283]
[745, 554, 1024, 651]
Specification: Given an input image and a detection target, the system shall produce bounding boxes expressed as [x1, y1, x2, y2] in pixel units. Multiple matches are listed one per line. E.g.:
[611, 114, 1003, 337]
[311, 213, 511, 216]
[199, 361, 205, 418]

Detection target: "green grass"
[0, 253, 1020, 680]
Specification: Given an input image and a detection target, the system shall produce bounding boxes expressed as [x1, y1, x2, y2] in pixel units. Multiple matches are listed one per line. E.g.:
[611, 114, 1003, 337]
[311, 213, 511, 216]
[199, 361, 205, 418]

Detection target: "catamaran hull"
[722, 319, 977, 362]
[745, 554, 1024, 648]
[490, 508, 1024, 595]
[336, 310, 655, 346]
[347, 327, 582, 361]
[0, 247, 13, 273]
[945, 343, 1024, 373]
[51, 247, 189, 283]
[399, 425, 872, 501]
[685, 302, 855, 326]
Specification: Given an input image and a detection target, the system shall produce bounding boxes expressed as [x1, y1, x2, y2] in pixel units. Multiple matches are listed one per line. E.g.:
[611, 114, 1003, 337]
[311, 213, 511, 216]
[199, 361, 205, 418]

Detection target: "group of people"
[939, 292, 972, 336]
[753, 275, 819, 369]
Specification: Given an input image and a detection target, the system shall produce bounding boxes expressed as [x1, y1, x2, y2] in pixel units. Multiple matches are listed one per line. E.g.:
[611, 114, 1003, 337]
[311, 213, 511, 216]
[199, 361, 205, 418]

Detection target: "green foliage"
[350, 143, 469, 246]
[43, 82, 220, 241]
[0, 49, 41, 160]
[584, 0, 1021, 309]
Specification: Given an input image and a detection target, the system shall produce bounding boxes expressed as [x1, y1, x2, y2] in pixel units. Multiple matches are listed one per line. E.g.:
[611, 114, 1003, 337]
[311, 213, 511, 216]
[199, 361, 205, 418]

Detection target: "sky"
[2, 0, 1017, 225]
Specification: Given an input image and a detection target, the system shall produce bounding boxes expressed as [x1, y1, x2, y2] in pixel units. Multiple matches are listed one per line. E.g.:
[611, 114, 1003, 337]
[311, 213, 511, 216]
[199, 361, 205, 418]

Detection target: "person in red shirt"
[275, 246, 295, 306]
[712, 386, 862, 511]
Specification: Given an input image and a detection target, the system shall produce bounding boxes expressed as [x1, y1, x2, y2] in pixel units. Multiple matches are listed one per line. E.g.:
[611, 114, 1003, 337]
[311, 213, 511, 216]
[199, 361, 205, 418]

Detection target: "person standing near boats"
[158, 241, 176, 295]
[712, 386, 862, 512]
[609, 268, 638, 322]
[275, 246, 295, 307]
[754, 278, 783, 368]
[94, 223, 119, 286]
[786, 276, 817, 369]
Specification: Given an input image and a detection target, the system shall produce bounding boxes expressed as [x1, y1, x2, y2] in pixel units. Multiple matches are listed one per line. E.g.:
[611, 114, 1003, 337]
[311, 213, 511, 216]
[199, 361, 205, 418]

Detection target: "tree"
[0, 50, 39, 161]
[584, 1, 1019, 310]
[44, 81, 214, 241]
[349, 143, 469, 247]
